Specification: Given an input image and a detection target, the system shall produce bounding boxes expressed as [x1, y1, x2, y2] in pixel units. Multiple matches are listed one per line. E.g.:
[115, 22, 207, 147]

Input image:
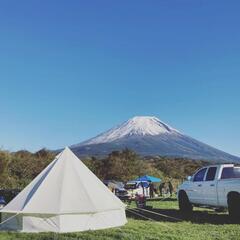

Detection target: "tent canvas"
[0, 147, 127, 232]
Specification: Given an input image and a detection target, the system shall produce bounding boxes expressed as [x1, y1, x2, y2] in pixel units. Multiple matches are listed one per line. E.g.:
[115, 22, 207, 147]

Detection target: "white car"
[124, 181, 150, 199]
[177, 164, 240, 219]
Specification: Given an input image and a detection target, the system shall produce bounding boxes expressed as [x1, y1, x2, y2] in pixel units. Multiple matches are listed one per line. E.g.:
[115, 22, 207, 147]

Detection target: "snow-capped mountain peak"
[79, 116, 179, 146]
[68, 116, 240, 163]
[120, 116, 178, 136]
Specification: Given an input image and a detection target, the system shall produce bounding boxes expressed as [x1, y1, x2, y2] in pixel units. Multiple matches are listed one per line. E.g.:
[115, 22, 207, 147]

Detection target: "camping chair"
[135, 194, 146, 208]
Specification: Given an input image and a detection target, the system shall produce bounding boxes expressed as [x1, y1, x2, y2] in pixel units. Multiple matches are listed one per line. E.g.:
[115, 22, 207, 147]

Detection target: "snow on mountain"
[78, 116, 179, 146]
[70, 116, 240, 163]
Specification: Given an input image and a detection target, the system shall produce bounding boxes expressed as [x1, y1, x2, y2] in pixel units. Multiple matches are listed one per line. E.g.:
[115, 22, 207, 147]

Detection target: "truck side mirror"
[187, 176, 192, 181]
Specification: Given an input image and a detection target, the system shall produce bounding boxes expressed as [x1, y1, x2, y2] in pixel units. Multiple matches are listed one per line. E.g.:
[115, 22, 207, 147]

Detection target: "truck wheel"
[178, 191, 193, 216]
[228, 193, 240, 222]
[215, 207, 225, 213]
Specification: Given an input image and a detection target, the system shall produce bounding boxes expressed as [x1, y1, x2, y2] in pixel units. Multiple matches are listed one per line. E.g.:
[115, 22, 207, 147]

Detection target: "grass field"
[0, 198, 239, 240]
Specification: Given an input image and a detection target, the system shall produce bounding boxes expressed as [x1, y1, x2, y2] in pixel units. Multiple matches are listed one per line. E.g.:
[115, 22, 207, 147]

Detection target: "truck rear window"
[221, 167, 240, 179]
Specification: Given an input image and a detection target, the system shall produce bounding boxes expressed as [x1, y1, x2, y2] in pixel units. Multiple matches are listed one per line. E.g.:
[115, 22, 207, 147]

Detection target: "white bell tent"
[0, 147, 127, 232]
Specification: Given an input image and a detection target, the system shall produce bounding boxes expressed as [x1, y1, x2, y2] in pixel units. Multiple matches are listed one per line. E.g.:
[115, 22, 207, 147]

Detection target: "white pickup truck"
[177, 164, 240, 219]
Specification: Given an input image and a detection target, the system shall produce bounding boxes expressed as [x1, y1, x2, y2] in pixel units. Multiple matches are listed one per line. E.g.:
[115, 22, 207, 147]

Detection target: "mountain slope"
[70, 116, 240, 163]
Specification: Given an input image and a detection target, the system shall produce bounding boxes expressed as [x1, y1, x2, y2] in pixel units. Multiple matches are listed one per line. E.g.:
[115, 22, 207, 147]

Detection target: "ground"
[0, 198, 239, 240]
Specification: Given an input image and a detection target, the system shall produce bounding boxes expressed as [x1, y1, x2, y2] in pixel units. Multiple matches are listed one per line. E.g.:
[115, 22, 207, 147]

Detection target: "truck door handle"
[210, 184, 215, 187]
[198, 184, 202, 187]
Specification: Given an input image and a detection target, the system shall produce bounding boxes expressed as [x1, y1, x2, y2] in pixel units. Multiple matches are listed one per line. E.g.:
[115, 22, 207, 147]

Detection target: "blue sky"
[0, 1, 239, 156]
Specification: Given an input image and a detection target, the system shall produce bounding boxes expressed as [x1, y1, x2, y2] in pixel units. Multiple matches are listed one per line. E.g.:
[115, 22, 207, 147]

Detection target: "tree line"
[0, 148, 208, 190]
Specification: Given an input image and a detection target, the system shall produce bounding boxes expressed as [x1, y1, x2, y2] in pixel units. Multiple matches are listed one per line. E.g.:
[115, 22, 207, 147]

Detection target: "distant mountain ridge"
[70, 116, 240, 163]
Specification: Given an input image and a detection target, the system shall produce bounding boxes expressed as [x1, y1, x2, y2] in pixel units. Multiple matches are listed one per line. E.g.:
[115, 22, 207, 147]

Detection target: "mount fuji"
[70, 116, 240, 163]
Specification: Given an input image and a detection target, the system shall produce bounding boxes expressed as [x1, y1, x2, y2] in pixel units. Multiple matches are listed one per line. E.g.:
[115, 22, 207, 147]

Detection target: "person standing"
[141, 181, 145, 196]
[149, 182, 154, 198]
[168, 181, 173, 197]
[159, 182, 165, 197]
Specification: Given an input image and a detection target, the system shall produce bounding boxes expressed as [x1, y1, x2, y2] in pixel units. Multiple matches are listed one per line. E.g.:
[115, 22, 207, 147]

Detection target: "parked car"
[0, 189, 21, 204]
[177, 164, 240, 220]
[103, 180, 129, 200]
[0, 196, 6, 209]
[114, 187, 129, 201]
[124, 180, 150, 199]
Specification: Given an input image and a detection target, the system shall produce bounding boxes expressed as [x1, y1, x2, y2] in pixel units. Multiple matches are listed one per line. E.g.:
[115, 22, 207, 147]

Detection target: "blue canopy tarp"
[135, 175, 161, 183]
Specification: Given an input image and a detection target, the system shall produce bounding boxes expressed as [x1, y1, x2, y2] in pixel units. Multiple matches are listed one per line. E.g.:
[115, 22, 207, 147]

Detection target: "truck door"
[188, 167, 207, 204]
[201, 167, 218, 206]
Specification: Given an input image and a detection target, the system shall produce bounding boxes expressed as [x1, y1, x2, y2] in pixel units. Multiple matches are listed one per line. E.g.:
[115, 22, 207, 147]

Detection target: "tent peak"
[61, 146, 73, 155]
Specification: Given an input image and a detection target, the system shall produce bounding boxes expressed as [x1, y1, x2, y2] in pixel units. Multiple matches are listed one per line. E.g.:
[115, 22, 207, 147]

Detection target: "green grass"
[0, 199, 239, 240]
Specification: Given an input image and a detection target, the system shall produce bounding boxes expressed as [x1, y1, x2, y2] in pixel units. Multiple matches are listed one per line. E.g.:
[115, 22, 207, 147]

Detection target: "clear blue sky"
[0, 1, 239, 156]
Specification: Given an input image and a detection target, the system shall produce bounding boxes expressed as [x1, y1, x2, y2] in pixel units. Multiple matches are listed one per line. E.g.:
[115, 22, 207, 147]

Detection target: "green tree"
[102, 149, 144, 181]
[0, 150, 11, 188]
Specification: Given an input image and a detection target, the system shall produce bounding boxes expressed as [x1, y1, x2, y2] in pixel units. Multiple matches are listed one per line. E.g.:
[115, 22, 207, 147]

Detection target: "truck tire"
[215, 207, 225, 213]
[228, 193, 240, 222]
[178, 191, 193, 216]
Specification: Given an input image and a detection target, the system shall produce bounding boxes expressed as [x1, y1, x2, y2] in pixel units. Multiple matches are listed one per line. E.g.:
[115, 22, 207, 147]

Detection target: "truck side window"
[221, 167, 235, 179]
[206, 167, 217, 181]
[233, 168, 240, 178]
[193, 168, 207, 182]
